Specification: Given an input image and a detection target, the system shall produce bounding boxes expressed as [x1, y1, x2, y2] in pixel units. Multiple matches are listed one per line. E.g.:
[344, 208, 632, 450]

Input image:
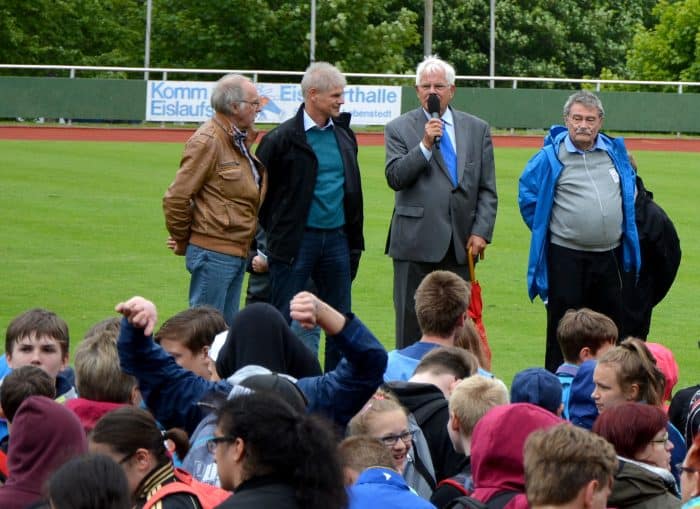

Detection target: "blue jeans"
[269, 227, 351, 371]
[291, 320, 322, 355]
[246, 269, 322, 353]
[186, 244, 246, 327]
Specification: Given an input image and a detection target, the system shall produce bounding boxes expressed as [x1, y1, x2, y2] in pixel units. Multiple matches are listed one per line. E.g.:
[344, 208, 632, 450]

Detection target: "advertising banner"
[146, 80, 402, 125]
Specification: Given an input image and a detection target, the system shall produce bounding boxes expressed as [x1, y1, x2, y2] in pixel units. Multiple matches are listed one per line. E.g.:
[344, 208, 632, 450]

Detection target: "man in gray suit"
[385, 56, 497, 349]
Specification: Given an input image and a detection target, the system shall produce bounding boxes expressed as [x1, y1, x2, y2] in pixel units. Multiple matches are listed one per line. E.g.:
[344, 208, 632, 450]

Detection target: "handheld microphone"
[427, 93, 441, 147]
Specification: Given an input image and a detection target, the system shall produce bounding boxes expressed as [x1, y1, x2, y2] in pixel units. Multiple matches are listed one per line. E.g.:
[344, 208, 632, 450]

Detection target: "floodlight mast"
[310, 0, 316, 64]
[490, 0, 495, 88]
[424, 0, 432, 57]
[145, 0, 152, 80]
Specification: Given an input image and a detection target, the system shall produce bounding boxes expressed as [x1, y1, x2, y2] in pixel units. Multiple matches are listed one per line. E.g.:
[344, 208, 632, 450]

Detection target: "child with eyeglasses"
[347, 389, 437, 499]
[348, 390, 414, 474]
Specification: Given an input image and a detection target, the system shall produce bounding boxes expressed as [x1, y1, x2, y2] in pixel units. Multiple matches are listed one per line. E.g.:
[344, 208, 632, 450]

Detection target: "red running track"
[1, 125, 699, 151]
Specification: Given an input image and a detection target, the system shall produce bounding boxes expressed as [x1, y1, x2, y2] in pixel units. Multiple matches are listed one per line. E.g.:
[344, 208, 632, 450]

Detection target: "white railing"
[1, 64, 699, 93]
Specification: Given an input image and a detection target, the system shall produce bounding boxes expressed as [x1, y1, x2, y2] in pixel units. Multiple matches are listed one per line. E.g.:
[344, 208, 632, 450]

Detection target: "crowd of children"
[0, 268, 698, 509]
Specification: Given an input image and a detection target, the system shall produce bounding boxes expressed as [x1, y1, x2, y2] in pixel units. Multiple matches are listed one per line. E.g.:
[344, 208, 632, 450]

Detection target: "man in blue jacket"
[518, 90, 640, 373]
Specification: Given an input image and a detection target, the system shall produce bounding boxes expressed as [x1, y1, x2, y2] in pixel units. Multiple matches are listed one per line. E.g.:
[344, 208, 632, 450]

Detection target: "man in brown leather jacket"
[163, 74, 267, 326]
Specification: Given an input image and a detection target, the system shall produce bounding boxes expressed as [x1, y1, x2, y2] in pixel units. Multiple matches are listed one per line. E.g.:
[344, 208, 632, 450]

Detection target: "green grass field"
[1, 140, 698, 390]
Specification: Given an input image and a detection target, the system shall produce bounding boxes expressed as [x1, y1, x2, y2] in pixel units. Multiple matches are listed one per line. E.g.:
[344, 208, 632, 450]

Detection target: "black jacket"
[256, 104, 364, 265]
[621, 175, 681, 339]
[216, 476, 299, 509]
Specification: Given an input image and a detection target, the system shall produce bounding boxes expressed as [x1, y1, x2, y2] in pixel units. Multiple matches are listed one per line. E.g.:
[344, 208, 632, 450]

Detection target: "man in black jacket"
[256, 62, 364, 371]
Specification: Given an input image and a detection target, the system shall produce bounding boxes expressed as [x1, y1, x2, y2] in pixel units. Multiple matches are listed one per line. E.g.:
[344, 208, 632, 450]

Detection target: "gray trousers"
[392, 247, 469, 349]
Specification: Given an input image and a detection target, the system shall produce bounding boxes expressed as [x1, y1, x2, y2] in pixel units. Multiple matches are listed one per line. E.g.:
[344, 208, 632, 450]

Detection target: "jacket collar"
[213, 112, 234, 137]
[294, 103, 351, 134]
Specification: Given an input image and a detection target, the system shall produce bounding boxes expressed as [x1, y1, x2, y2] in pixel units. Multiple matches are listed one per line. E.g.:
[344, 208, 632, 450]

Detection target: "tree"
[0, 0, 662, 82]
[627, 0, 700, 83]
[0, 0, 143, 75]
[315, 0, 420, 74]
[150, 0, 419, 77]
[384, 0, 655, 84]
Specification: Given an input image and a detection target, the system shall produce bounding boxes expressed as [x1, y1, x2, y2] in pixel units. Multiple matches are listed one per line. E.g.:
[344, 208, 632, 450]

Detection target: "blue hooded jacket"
[518, 125, 641, 302]
[348, 467, 436, 509]
[117, 314, 387, 436]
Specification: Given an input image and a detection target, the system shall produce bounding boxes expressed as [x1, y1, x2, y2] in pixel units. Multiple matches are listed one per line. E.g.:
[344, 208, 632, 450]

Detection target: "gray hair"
[563, 90, 605, 118]
[301, 62, 346, 100]
[416, 55, 456, 86]
[210, 74, 251, 115]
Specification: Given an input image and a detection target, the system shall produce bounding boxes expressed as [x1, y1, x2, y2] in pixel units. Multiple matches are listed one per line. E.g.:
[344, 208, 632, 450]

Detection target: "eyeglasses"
[418, 83, 448, 92]
[379, 430, 415, 447]
[206, 435, 237, 453]
[650, 434, 670, 445]
[676, 463, 699, 475]
[239, 100, 261, 107]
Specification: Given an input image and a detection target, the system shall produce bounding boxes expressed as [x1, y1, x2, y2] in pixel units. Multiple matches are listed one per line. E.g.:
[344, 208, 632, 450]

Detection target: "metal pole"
[144, 0, 152, 80]
[424, 0, 433, 58]
[310, 0, 316, 64]
[489, 0, 495, 88]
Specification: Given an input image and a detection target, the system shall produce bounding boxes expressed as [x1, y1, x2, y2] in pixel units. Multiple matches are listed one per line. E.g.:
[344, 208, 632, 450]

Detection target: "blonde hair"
[347, 389, 407, 437]
[74, 333, 137, 403]
[449, 375, 508, 436]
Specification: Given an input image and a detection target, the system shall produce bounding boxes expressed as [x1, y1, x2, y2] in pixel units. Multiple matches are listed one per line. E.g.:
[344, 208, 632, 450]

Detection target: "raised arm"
[290, 292, 388, 427]
[115, 296, 230, 435]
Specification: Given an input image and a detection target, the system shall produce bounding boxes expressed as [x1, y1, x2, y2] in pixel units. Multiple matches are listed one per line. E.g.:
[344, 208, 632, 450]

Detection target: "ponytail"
[164, 427, 190, 460]
[598, 338, 665, 407]
[91, 407, 170, 466]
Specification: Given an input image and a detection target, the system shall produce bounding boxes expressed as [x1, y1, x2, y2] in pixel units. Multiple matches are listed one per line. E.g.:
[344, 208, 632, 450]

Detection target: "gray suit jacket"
[385, 106, 497, 264]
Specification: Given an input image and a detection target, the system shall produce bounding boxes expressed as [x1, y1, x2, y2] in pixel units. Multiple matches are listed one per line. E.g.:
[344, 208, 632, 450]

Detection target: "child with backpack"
[90, 406, 230, 509]
[443, 403, 562, 509]
[431, 375, 509, 508]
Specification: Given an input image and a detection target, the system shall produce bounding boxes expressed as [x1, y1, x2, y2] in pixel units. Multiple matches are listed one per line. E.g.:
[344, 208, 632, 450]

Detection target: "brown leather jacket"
[163, 112, 267, 258]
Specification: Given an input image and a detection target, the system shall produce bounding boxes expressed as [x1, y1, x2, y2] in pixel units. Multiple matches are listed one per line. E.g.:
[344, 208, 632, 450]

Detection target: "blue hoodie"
[518, 125, 641, 302]
[348, 467, 436, 509]
[117, 314, 387, 435]
[567, 360, 598, 429]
